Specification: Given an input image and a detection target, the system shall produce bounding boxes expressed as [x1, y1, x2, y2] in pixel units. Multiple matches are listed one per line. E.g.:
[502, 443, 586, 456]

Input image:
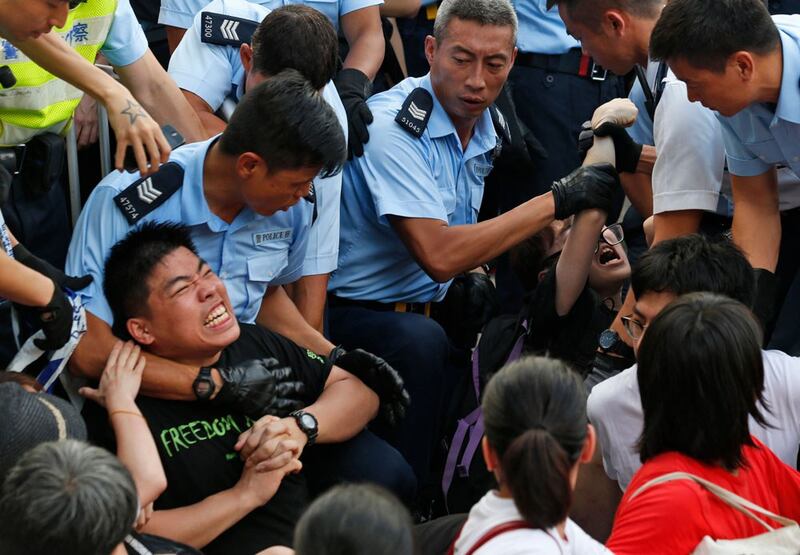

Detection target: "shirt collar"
[775, 26, 800, 124]
[420, 74, 498, 154]
[180, 135, 219, 226]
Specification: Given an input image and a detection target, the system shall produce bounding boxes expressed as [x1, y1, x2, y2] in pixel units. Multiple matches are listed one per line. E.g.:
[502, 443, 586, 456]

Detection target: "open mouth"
[598, 245, 622, 266]
[204, 303, 231, 329]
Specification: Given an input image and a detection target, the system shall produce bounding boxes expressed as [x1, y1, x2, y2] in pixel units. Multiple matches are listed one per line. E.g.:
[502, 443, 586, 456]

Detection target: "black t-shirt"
[137, 324, 333, 555]
[525, 269, 616, 376]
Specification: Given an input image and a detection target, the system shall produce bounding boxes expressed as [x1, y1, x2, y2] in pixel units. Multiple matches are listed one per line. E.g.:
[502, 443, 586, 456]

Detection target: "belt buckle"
[591, 62, 608, 81]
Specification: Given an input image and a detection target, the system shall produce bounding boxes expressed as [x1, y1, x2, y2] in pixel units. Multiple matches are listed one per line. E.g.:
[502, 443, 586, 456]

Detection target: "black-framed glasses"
[595, 223, 624, 254]
[621, 315, 647, 340]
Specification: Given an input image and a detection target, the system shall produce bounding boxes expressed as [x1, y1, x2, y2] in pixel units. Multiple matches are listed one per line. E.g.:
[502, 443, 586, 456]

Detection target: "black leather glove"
[334, 68, 373, 159]
[27, 283, 74, 351]
[436, 272, 499, 349]
[214, 358, 306, 419]
[12, 244, 93, 292]
[593, 122, 643, 174]
[752, 268, 778, 338]
[577, 120, 594, 163]
[551, 163, 620, 220]
[329, 346, 410, 427]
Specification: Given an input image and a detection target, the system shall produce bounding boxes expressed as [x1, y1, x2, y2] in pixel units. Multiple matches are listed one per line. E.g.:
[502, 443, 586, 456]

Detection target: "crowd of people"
[1, 0, 800, 553]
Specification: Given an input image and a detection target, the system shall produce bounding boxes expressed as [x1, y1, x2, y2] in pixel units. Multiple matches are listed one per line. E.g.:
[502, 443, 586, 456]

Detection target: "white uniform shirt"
[588, 349, 800, 490]
[454, 491, 610, 555]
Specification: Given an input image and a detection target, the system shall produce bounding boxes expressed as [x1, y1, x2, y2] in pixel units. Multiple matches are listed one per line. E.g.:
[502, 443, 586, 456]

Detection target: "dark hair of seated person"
[482, 356, 588, 529]
[636, 293, 770, 470]
[509, 227, 559, 292]
[631, 234, 755, 307]
[293, 483, 413, 555]
[103, 221, 198, 339]
[219, 69, 345, 179]
[252, 5, 339, 91]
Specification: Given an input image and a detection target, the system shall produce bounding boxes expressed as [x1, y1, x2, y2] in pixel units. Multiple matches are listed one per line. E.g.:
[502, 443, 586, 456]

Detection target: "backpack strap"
[113, 162, 184, 225]
[448, 520, 531, 555]
[634, 61, 669, 121]
[199, 11, 258, 47]
[630, 471, 799, 531]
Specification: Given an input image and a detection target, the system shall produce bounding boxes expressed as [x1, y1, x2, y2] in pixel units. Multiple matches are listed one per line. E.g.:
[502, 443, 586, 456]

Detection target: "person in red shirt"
[607, 293, 800, 554]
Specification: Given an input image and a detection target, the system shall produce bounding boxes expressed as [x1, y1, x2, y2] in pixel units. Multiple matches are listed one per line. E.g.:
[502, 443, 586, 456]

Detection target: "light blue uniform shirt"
[512, 0, 579, 55]
[0, 0, 147, 75]
[66, 137, 311, 326]
[329, 74, 497, 303]
[718, 15, 800, 178]
[159, 0, 382, 31]
[168, 0, 347, 275]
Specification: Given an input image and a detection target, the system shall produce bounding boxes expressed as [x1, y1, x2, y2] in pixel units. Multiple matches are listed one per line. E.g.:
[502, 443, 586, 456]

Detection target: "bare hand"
[235, 415, 304, 472]
[79, 340, 145, 409]
[237, 457, 302, 507]
[74, 94, 99, 148]
[591, 98, 638, 129]
[106, 87, 170, 176]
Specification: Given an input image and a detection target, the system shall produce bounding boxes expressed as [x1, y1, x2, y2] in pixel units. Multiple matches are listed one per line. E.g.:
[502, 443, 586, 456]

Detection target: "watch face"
[599, 329, 619, 350]
[300, 413, 317, 430]
[194, 381, 213, 397]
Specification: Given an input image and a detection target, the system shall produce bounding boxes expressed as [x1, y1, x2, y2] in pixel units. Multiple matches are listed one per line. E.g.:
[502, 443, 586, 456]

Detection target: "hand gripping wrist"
[551, 163, 620, 220]
[214, 359, 305, 419]
[593, 122, 643, 174]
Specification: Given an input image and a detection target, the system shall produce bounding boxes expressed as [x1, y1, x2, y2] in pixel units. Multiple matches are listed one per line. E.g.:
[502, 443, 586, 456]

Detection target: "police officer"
[0, 0, 174, 175]
[328, 0, 620, 482]
[66, 73, 346, 407]
[0, 0, 205, 269]
[159, 0, 385, 159]
[168, 1, 345, 332]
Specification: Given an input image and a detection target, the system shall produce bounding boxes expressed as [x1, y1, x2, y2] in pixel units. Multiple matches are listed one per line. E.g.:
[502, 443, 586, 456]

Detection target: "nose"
[465, 63, 486, 91]
[50, 4, 69, 30]
[197, 276, 217, 301]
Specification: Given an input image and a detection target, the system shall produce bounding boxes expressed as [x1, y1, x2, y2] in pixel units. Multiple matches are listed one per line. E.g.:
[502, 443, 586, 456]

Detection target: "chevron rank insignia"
[200, 12, 258, 47]
[395, 88, 433, 139]
[113, 162, 184, 225]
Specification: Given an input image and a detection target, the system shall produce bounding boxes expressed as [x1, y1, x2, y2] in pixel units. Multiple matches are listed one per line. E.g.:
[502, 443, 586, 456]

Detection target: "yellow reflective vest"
[0, 0, 117, 145]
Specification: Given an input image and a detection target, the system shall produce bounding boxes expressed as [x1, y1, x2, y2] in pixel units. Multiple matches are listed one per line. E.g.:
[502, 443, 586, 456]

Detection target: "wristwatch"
[598, 329, 635, 360]
[290, 410, 319, 446]
[192, 366, 216, 401]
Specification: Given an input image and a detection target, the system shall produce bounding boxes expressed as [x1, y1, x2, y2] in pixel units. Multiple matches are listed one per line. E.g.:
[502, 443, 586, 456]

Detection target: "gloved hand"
[12, 244, 93, 292]
[551, 163, 620, 220]
[334, 68, 373, 159]
[577, 120, 594, 163]
[329, 346, 410, 427]
[593, 122, 643, 174]
[590, 98, 638, 129]
[436, 272, 499, 350]
[27, 283, 75, 351]
[214, 358, 306, 419]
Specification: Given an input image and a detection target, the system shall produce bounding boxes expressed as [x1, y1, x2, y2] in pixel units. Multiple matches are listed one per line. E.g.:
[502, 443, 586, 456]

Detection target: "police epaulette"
[395, 87, 433, 139]
[200, 11, 258, 47]
[114, 162, 184, 225]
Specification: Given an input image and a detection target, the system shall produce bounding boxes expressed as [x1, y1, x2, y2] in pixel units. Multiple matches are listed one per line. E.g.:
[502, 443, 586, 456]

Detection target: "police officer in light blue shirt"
[159, 0, 385, 160]
[168, 0, 347, 332]
[328, 0, 621, 483]
[65, 72, 346, 401]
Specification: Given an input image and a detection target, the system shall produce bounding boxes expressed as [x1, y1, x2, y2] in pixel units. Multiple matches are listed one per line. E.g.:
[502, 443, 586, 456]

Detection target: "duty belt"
[516, 48, 608, 81]
[328, 293, 435, 318]
[0, 144, 26, 176]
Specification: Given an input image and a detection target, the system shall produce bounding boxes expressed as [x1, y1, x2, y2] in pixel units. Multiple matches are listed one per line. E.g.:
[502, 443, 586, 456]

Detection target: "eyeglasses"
[595, 223, 624, 254]
[621, 315, 647, 340]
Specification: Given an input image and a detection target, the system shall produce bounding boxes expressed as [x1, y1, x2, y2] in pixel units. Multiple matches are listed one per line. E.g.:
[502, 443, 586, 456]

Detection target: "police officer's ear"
[127, 318, 155, 346]
[424, 35, 437, 66]
[602, 9, 627, 37]
[730, 51, 756, 82]
[236, 152, 268, 180]
[240, 43, 254, 73]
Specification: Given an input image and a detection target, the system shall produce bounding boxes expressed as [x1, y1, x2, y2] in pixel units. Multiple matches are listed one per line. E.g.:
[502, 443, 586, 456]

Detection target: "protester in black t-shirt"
[510, 210, 630, 375]
[99, 222, 398, 554]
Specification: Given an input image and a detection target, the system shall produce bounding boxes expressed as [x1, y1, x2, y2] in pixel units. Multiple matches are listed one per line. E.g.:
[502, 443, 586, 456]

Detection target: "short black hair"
[630, 234, 755, 308]
[482, 357, 587, 530]
[103, 222, 197, 339]
[294, 484, 413, 555]
[545, 0, 661, 26]
[650, 0, 780, 72]
[219, 69, 345, 179]
[637, 293, 769, 470]
[252, 5, 338, 91]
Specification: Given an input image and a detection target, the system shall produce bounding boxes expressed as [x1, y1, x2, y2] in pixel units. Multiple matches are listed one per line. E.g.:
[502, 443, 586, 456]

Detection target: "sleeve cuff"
[652, 190, 722, 214]
[158, 7, 195, 28]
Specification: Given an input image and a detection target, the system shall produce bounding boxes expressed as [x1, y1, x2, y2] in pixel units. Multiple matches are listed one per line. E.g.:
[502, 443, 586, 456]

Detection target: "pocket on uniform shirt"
[245, 251, 289, 313]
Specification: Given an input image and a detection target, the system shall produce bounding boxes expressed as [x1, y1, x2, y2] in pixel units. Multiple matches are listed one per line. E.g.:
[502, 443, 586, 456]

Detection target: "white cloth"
[588, 349, 800, 490]
[454, 491, 610, 555]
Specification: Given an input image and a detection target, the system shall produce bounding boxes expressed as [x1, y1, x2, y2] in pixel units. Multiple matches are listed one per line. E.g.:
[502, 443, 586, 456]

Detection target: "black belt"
[516, 48, 608, 81]
[328, 293, 435, 317]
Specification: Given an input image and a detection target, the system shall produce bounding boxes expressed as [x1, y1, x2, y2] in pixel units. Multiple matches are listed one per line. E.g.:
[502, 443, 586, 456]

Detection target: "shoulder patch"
[113, 162, 185, 225]
[200, 12, 258, 47]
[395, 87, 433, 139]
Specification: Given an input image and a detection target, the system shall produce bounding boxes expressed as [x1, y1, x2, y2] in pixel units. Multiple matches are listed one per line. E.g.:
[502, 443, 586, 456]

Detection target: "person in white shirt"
[454, 357, 610, 555]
